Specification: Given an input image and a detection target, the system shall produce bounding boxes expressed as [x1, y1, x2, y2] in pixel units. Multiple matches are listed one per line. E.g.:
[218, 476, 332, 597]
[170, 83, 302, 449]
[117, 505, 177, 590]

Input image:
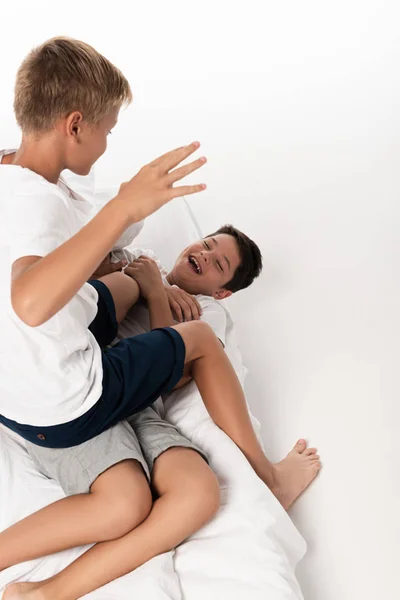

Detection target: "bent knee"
[99, 272, 140, 322]
[186, 466, 221, 523]
[174, 320, 220, 356]
[94, 482, 152, 540]
[190, 320, 216, 340]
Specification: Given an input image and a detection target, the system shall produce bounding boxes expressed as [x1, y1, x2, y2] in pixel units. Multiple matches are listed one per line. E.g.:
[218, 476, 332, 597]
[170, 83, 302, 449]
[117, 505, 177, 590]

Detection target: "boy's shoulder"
[196, 294, 227, 346]
[0, 166, 64, 200]
[1, 166, 77, 240]
[196, 293, 224, 311]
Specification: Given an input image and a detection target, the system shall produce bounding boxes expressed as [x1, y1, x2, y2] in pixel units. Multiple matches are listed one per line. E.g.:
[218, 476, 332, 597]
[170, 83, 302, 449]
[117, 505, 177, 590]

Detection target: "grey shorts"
[25, 402, 207, 496]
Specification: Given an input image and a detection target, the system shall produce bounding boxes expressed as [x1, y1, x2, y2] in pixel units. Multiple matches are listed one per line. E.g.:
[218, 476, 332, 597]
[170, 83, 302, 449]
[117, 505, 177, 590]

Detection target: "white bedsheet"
[0, 308, 305, 599]
[0, 198, 306, 599]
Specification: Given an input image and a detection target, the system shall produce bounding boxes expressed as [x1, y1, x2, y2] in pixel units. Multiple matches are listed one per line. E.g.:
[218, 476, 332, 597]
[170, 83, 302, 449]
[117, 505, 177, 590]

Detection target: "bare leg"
[0, 275, 143, 571]
[4, 448, 220, 600]
[172, 321, 321, 509]
[0, 460, 151, 571]
[97, 272, 140, 323]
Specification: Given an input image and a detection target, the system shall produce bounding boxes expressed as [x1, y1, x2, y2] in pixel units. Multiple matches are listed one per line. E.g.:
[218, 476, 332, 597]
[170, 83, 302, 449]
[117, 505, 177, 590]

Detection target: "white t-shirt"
[113, 247, 227, 346]
[0, 150, 144, 251]
[0, 151, 143, 426]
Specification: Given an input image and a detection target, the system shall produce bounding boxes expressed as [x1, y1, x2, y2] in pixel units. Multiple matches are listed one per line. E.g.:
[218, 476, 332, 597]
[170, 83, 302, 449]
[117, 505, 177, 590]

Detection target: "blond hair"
[14, 37, 132, 133]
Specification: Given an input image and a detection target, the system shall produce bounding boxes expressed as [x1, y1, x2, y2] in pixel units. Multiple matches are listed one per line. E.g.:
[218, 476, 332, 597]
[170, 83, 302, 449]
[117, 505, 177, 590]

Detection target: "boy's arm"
[147, 289, 175, 329]
[11, 143, 206, 327]
[124, 257, 174, 329]
[12, 199, 131, 327]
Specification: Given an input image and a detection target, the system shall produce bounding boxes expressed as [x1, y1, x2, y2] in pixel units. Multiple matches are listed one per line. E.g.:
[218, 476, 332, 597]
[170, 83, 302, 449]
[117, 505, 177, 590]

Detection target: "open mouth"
[188, 255, 202, 275]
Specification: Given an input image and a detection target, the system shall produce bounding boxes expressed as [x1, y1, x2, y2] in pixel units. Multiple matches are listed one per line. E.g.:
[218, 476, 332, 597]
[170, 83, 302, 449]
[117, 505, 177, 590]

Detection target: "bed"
[0, 190, 306, 599]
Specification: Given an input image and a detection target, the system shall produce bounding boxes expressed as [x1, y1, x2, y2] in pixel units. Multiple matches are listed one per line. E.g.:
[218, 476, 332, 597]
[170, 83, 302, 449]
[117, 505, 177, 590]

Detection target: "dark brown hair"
[206, 224, 263, 292]
[14, 37, 132, 133]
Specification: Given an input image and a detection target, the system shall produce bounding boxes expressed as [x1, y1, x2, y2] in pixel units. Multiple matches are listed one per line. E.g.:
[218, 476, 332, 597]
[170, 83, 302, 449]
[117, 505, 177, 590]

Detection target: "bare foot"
[3, 582, 44, 600]
[258, 440, 321, 510]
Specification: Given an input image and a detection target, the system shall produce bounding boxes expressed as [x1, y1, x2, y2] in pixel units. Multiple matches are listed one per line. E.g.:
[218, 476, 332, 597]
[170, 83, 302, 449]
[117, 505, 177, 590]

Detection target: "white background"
[1, 2, 399, 598]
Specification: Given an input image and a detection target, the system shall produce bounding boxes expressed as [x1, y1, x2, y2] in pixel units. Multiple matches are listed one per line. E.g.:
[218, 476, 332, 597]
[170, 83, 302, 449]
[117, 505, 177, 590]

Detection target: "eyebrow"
[211, 237, 231, 270]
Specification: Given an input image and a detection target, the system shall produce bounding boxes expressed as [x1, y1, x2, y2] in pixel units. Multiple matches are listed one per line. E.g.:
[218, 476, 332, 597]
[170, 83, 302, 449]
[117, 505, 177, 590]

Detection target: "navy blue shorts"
[0, 280, 186, 448]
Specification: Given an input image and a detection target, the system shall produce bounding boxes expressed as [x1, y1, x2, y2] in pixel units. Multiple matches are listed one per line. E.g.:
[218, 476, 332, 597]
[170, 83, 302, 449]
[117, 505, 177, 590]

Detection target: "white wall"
[1, 2, 399, 598]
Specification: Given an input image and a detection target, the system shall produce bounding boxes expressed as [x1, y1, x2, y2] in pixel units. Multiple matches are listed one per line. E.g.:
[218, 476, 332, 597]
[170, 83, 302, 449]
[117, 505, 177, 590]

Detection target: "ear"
[66, 111, 84, 139]
[213, 289, 232, 300]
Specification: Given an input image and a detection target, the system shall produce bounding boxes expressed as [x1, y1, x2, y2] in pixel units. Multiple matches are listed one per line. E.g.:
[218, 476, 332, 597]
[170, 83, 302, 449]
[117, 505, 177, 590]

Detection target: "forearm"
[147, 289, 174, 329]
[12, 198, 132, 327]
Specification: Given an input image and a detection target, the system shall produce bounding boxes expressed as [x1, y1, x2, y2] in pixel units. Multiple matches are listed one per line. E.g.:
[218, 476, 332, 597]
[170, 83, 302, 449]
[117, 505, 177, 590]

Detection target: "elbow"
[11, 289, 47, 328]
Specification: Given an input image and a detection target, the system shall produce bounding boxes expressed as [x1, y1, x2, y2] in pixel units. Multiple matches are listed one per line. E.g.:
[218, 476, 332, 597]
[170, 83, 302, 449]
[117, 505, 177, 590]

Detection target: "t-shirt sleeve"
[199, 297, 227, 346]
[112, 221, 144, 251]
[5, 190, 72, 264]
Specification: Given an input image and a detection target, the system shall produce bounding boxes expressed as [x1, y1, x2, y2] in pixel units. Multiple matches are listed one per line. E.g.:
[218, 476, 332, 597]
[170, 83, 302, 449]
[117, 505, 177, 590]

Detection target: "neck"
[13, 136, 64, 184]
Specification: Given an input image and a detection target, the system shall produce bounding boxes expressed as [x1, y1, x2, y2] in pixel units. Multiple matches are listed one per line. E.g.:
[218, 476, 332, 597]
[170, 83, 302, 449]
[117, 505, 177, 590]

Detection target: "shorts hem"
[88, 278, 118, 343]
[146, 441, 209, 472]
[81, 452, 150, 493]
[152, 327, 186, 392]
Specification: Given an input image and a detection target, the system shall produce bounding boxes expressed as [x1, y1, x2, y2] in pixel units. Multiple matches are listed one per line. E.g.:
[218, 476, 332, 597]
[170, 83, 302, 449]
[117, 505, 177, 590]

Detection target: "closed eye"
[203, 241, 210, 250]
[216, 260, 223, 272]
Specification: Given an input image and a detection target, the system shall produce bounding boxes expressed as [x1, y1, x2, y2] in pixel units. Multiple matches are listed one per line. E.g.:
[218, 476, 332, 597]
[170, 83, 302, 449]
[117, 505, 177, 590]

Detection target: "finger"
[137, 256, 154, 265]
[167, 156, 207, 185]
[189, 302, 201, 320]
[153, 142, 201, 173]
[179, 299, 193, 322]
[171, 300, 183, 323]
[181, 295, 200, 320]
[169, 183, 207, 199]
[123, 266, 139, 278]
[149, 146, 185, 167]
[111, 260, 128, 272]
[185, 293, 202, 318]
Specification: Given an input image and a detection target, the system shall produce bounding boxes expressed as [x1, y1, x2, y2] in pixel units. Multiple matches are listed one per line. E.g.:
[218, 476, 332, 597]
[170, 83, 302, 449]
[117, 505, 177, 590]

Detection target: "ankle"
[253, 456, 276, 485]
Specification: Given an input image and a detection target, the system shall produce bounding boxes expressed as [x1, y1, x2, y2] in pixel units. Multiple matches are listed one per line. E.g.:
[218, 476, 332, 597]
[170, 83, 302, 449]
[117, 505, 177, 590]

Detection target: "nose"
[200, 251, 209, 264]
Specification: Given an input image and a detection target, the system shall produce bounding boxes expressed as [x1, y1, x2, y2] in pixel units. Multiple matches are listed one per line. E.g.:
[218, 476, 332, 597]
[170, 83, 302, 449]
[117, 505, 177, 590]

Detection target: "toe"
[294, 439, 307, 453]
[305, 447, 317, 456]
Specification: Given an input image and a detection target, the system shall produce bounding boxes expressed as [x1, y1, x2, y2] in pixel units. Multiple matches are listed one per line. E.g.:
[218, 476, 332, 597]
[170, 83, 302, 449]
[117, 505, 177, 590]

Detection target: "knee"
[185, 466, 221, 525]
[97, 484, 152, 540]
[188, 321, 220, 350]
[99, 271, 140, 323]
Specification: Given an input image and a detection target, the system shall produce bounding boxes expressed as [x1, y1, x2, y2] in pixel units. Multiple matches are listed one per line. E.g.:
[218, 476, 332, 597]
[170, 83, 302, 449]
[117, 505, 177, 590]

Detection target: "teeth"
[193, 257, 200, 273]
[189, 256, 201, 274]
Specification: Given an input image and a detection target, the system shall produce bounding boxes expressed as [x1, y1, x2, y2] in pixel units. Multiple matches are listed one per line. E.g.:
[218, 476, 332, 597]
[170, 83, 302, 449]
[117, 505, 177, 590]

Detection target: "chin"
[71, 165, 92, 176]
